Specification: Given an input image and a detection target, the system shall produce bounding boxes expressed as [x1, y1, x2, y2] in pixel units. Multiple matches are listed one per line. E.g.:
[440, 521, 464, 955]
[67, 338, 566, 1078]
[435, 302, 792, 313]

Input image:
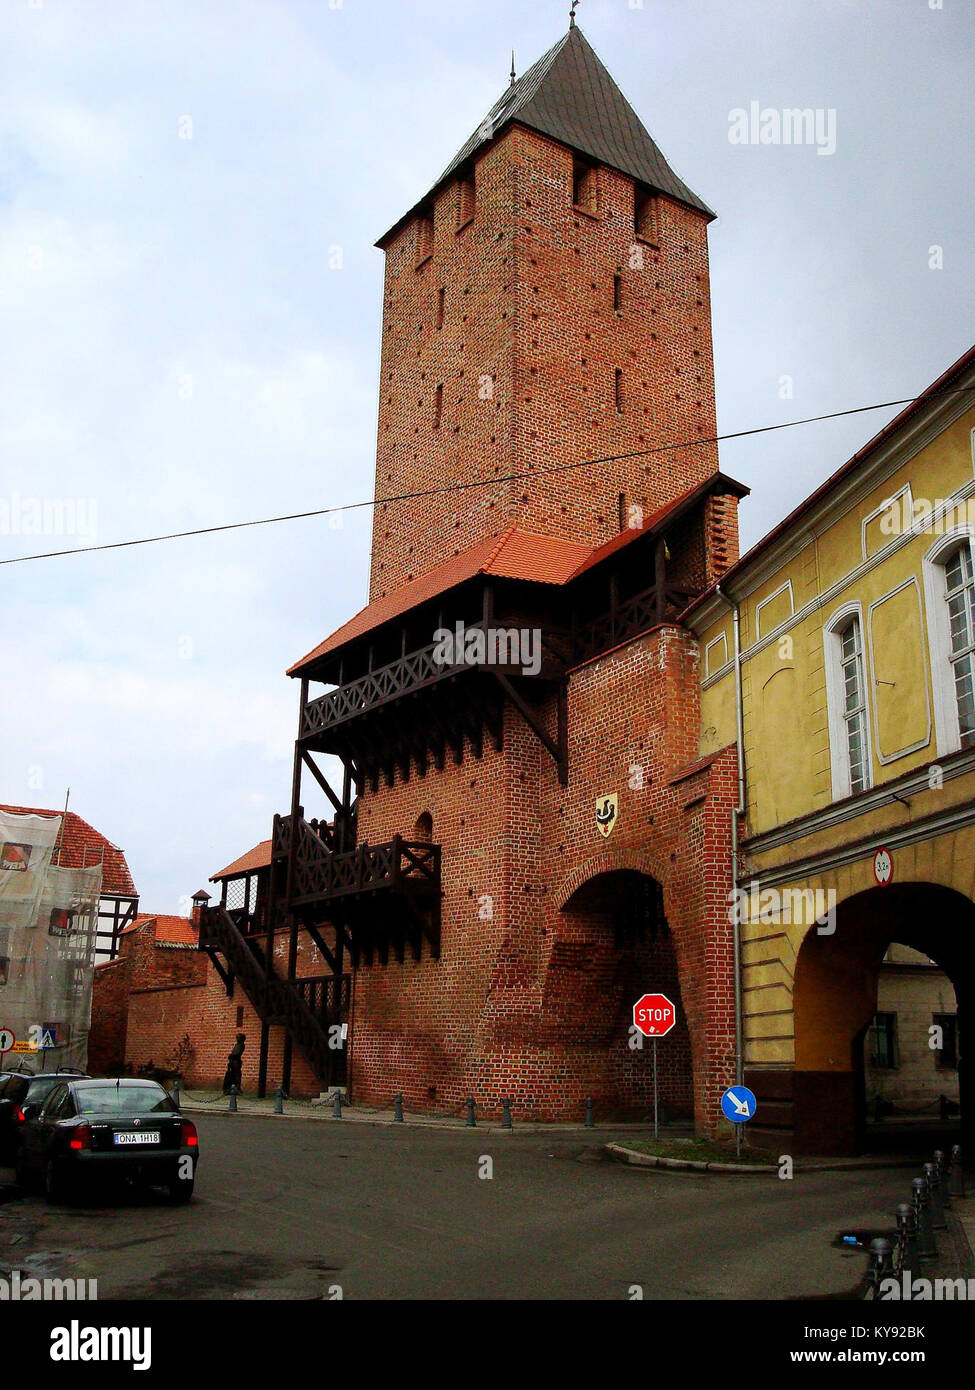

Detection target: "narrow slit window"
[614, 369, 623, 414]
[433, 383, 443, 429]
[618, 492, 627, 531]
[613, 272, 622, 313]
[456, 166, 476, 229]
[634, 183, 659, 243]
[572, 156, 598, 213]
[416, 209, 434, 267]
[436, 287, 446, 331]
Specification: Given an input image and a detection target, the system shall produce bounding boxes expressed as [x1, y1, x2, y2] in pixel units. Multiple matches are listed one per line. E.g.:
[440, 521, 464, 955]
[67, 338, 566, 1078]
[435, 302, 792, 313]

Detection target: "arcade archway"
[551, 869, 694, 1120]
[792, 882, 973, 1155]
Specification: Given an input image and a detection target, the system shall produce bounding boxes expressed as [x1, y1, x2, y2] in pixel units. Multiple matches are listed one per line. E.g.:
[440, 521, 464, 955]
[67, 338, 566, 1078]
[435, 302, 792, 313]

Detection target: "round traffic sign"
[721, 1086, 757, 1123]
[873, 847, 893, 885]
[0, 1028, 15, 1054]
[633, 993, 676, 1038]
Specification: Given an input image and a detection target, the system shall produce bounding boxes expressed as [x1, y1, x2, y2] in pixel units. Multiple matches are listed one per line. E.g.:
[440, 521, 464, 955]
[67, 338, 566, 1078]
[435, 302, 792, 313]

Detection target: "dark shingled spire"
[377, 26, 712, 247]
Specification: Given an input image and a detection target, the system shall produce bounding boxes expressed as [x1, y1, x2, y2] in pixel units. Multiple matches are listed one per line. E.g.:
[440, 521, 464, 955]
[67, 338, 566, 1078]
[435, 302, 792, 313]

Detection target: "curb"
[605, 1141, 775, 1173]
[605, 1142, 924, 1175]
[176, 1103, 654, 1134]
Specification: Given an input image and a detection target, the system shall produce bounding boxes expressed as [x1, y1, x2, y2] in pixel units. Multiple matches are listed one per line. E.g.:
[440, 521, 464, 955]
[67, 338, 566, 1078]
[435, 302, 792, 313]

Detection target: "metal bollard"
[173, 1080, 181, 1110]
[585, 1096, 594, 1129]
[393, 1093, 404, 1123]
[867, 1237, 893, 1292]
[229, 1084, 238, 1114]
[912, 1177, 937, 1260]
[465, 1097, 476, 1128]
[332, 1090, 343, 1119]
[924, 1162, 947, 1230]
[274, 1087, 284, 1115]
[949, 1145, 965, 1199]
[501, 1097, 512, 1130]
[895, 1203, 918, 1273]
[934, 1149, 951, 1208]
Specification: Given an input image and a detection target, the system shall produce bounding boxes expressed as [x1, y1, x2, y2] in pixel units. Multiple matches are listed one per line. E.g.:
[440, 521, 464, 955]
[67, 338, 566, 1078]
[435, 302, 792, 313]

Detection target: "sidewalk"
[172, 1088, 672, 1134]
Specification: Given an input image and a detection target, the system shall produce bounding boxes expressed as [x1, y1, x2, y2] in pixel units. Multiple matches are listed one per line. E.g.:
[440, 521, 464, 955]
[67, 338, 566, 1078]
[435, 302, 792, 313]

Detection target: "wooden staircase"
[198, 904, 347, 1088]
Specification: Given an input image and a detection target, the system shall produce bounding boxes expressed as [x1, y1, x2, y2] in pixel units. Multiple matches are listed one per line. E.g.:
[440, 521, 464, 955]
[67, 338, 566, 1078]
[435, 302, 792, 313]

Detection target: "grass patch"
[617, 1136, 777, 1167]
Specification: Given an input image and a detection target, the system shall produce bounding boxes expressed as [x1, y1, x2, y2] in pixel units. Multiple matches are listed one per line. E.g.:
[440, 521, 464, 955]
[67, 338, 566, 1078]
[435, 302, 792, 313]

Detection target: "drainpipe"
[714, 584, 745, 1089]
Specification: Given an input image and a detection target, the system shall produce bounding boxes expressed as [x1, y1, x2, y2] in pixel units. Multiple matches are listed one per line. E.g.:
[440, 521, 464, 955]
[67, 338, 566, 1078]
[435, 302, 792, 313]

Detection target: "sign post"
[0, 1028, 14, 1056]
[721, 1085, 757, 1158]
[633, 993, 677, 1140]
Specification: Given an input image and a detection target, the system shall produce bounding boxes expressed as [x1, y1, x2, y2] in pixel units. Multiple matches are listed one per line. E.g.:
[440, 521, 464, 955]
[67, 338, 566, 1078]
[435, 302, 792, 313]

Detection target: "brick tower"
[202, 22, 748, 1133]
[370, 23, 723, 596]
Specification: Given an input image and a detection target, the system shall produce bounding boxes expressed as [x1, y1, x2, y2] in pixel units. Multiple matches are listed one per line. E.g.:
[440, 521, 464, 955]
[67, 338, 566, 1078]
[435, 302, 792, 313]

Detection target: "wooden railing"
[572, 582, 699, 661]
[294, 973, 351, 1029]
[274, 816, 441, 910]
[301, 641, 474, 739]
[198, 905, 347, 1085]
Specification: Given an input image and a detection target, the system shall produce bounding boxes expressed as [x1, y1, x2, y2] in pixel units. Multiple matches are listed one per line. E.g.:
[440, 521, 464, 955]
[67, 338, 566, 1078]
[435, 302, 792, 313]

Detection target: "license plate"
[113, 1131, 160, 1146]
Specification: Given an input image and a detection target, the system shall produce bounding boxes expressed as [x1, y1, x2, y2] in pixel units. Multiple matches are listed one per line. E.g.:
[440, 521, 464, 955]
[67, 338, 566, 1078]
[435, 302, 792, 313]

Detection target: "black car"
[0, 1069, 89, 1162]
[15, 1077, 199, 1204]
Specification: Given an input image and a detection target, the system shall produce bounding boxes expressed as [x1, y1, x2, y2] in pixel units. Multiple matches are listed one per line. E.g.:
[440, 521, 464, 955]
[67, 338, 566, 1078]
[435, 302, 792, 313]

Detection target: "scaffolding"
[0, 809, 102, 1073]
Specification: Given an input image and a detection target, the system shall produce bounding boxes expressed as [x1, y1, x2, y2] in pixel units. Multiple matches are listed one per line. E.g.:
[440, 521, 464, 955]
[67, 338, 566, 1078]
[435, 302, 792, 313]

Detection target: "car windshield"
[74, 1085, 177, 1116]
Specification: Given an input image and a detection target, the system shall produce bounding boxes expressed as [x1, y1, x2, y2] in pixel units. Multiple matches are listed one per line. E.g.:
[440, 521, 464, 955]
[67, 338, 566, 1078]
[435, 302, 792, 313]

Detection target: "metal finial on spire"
[569, 0, 580, 28]
[510, 50, 516, 87]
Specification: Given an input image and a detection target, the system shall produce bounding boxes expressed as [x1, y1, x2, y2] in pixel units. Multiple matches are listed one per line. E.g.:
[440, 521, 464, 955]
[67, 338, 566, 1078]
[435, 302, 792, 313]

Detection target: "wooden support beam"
[306, 923, 338, 975]
[494, 672, 566, 782]
[204, 948, 235, 997]
[301, 749, 343, 814]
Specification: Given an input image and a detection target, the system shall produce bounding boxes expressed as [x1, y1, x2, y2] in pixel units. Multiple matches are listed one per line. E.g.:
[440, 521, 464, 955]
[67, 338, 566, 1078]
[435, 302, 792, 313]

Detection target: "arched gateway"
[790, 882, 973, 1155]
[547, 867, 694, 1121]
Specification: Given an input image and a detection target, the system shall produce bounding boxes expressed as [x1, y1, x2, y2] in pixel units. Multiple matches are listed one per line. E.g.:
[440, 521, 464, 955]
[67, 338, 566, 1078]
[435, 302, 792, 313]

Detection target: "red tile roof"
[288, 526, 590, 675]
[0, 805, 137, 897]
[289, 475, 749, 677]
[122, 914, 198, 948]
[211, 839, 273, 881]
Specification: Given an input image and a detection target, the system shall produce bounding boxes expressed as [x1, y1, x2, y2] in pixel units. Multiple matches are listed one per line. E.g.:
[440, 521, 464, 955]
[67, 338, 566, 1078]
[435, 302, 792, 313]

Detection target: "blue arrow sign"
[721, 1086, 757, 1123]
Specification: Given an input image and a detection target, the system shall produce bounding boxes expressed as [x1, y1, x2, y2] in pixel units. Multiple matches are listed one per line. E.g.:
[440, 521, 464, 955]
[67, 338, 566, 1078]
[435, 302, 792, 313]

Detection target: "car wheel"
[167, 1176, 194, 1204]
[44, 1160, 73, 1205]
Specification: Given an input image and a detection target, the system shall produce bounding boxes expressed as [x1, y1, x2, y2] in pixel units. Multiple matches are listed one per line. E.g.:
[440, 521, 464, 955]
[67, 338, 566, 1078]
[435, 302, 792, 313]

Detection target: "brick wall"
[371, 124, 718, 596]
[350, 625, 739, 1129]
[88, 956, 132, 1075]
[344, 123, 738, 1130]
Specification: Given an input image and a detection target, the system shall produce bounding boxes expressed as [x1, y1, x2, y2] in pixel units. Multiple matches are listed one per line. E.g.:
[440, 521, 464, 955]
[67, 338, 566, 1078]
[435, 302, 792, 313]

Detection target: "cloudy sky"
[1, 0, 972, 913]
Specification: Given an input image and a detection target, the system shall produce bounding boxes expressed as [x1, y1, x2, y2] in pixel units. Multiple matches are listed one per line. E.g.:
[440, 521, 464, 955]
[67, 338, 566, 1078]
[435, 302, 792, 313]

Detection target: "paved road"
[0, 1115, 912, 1300]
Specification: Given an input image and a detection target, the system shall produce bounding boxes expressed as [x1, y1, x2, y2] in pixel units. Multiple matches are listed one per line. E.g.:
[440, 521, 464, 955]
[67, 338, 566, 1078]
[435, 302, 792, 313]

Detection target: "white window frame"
[824, 601, 873, 800]
[867, 576, 931, 765]
[755, 579, 795, 640]
[704, 632, 728, 679]
[922, 524, 975, 756]
[861, 484, 914, 561]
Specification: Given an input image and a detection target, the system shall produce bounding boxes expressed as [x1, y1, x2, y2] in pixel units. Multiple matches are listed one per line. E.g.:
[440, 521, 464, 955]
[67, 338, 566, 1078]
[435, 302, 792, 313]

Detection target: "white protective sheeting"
[0, 810, 102, 1073]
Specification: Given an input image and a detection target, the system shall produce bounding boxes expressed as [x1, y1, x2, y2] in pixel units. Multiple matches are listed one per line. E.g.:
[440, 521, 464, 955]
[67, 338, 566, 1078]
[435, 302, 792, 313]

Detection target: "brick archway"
[554, 846, 671, 913]
[538, 859, 695, 1121]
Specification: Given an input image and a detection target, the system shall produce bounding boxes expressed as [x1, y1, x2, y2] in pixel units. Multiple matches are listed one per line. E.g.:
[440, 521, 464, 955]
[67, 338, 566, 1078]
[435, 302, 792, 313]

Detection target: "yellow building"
[687, 344, 975, 1154]
[865, 944, 959, 1118]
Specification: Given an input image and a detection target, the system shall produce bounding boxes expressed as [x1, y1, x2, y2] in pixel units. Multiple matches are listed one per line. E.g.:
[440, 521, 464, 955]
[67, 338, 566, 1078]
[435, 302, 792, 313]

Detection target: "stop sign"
[633, 993, 676, 1038]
